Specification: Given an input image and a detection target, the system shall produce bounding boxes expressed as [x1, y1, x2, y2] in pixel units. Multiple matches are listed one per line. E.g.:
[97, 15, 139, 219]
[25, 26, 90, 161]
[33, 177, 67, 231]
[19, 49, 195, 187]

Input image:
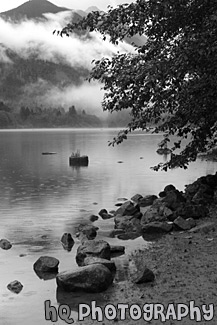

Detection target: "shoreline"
[74, 211, 217, 325]
[57, 173, 217, 324]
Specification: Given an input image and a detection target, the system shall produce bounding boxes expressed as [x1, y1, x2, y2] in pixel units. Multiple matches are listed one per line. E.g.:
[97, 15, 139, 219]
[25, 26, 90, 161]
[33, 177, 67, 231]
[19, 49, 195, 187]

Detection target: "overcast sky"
[0, 0, 133, 13]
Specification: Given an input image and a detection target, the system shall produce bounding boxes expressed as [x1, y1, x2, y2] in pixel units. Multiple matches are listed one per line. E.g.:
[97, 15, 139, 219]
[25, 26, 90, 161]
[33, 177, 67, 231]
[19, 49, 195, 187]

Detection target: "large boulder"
[0, 239, 12, 250]
[76, 240, 111, 266]
[33, 256, 59, 273]
[56, 264, 113, 293]
[142, 221, 173, 234]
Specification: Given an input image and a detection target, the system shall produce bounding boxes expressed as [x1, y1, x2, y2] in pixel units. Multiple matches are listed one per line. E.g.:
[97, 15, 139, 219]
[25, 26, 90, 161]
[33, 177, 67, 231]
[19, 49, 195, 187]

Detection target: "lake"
[0, 128, 216, 324]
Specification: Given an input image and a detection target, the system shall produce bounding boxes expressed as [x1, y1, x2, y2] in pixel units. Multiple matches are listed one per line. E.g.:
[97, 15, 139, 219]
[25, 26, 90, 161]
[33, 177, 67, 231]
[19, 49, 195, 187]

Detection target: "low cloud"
[0, 11, 134, 115]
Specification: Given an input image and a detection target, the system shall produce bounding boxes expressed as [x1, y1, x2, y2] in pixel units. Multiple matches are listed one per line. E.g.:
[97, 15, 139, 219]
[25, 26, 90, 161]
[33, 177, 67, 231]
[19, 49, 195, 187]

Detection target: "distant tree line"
[0, 102, 102, 128]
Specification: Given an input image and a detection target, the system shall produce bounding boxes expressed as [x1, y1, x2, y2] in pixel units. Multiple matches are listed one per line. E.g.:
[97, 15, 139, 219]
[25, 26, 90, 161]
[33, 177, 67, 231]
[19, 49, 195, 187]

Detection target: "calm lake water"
[0, 128, 216, 324]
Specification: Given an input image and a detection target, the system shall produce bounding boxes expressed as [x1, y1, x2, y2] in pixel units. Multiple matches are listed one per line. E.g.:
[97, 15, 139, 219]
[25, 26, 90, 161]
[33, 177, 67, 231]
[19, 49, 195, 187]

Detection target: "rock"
[98, 209, 108, 217]
[189, 222, 215, 234]
[33, 256, 59, 273]
[142, 222, 173, 234]
[115, 202, 124, 207]
[114, 201, 140, 216]
[0, 239, 12, 250]
[101, 213, 114, 220]
[77, 224, 98, 241]
[108, 229, 125, 238]
[175, 203, 209, 220]
[76, 240, 111, 266]
[89, 214, 99, 222]
[61, 233, 74, 251]
[34, 271, 57, 281]
[162, 189, 186, 210]
[114, 214, 142, 233]
[173, 216, 196, 231]
[56, 264, 113, 293]
[132, 268, 155, 284]
[110, 245, 125, 254]
[156, 148, 172, 155]
[7, 280, 23, 294]
[141, 199, 172, 225]
[137, 195, 158, 207]
[164, 184, 176, 192]
[117, 198, 128, 201]
[98, 209, 113, 219]
[131, 194, 143, 203]
[83, 257, 116, 272]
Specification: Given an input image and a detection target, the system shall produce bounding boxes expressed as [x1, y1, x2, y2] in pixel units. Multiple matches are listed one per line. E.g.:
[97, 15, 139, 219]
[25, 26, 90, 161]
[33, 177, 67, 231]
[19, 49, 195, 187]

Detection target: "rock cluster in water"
[4, 172, 217, 297]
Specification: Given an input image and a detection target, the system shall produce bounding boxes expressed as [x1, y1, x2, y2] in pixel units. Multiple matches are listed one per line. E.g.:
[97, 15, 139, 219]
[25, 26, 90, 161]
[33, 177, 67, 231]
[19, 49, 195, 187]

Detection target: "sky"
[0, 0, 133, 13]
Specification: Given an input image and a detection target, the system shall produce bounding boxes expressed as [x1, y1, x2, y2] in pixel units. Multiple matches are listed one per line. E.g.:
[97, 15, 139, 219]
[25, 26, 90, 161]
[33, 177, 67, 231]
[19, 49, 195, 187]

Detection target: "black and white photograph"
[0, 0, 216, 324]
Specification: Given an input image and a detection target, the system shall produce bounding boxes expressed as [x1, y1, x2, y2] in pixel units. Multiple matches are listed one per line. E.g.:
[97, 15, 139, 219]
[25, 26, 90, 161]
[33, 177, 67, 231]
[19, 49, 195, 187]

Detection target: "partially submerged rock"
[7, 280, 23, 294]
[114, 214, 142, 233]
[0, 239, 12, 250]
[76, 240, 111, 266]
[89, 214, 99, 222]
[56, 264, 113, 293]
[137, 195, 158, 207]
[33, 256, 59, 273]
[61, 233, 74, 251]
[115, 201, 140, 216]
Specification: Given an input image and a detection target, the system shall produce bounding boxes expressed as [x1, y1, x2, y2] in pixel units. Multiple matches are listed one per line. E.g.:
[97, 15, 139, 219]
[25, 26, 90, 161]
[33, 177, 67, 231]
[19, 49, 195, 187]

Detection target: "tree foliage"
[61, 0, 217, 170]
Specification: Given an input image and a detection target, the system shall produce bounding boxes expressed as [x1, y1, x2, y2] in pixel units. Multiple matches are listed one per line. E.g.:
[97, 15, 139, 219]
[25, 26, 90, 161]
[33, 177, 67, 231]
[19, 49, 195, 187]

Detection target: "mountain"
[85, 6, 101, 14]
[0, 0, 145, 127]
[0, 0, 70, 21]
[0, 45, 89, 104]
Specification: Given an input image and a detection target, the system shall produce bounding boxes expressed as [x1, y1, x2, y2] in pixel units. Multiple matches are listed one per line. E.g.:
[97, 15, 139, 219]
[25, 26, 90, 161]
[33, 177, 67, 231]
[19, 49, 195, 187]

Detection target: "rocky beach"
[1, 173, 217, 324]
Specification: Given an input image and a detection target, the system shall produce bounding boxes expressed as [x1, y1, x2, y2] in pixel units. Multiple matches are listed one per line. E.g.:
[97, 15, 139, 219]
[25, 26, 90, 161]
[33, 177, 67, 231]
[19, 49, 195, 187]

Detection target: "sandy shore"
[74, 204, 217, 325]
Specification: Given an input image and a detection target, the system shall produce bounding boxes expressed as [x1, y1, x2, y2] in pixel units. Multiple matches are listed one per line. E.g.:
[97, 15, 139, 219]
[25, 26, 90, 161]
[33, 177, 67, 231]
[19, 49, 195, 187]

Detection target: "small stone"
[0, 239, 12, 250]
[61, 233, 74, 251]
[132, 268, 155, 284]
[7, 280, 23, 294]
